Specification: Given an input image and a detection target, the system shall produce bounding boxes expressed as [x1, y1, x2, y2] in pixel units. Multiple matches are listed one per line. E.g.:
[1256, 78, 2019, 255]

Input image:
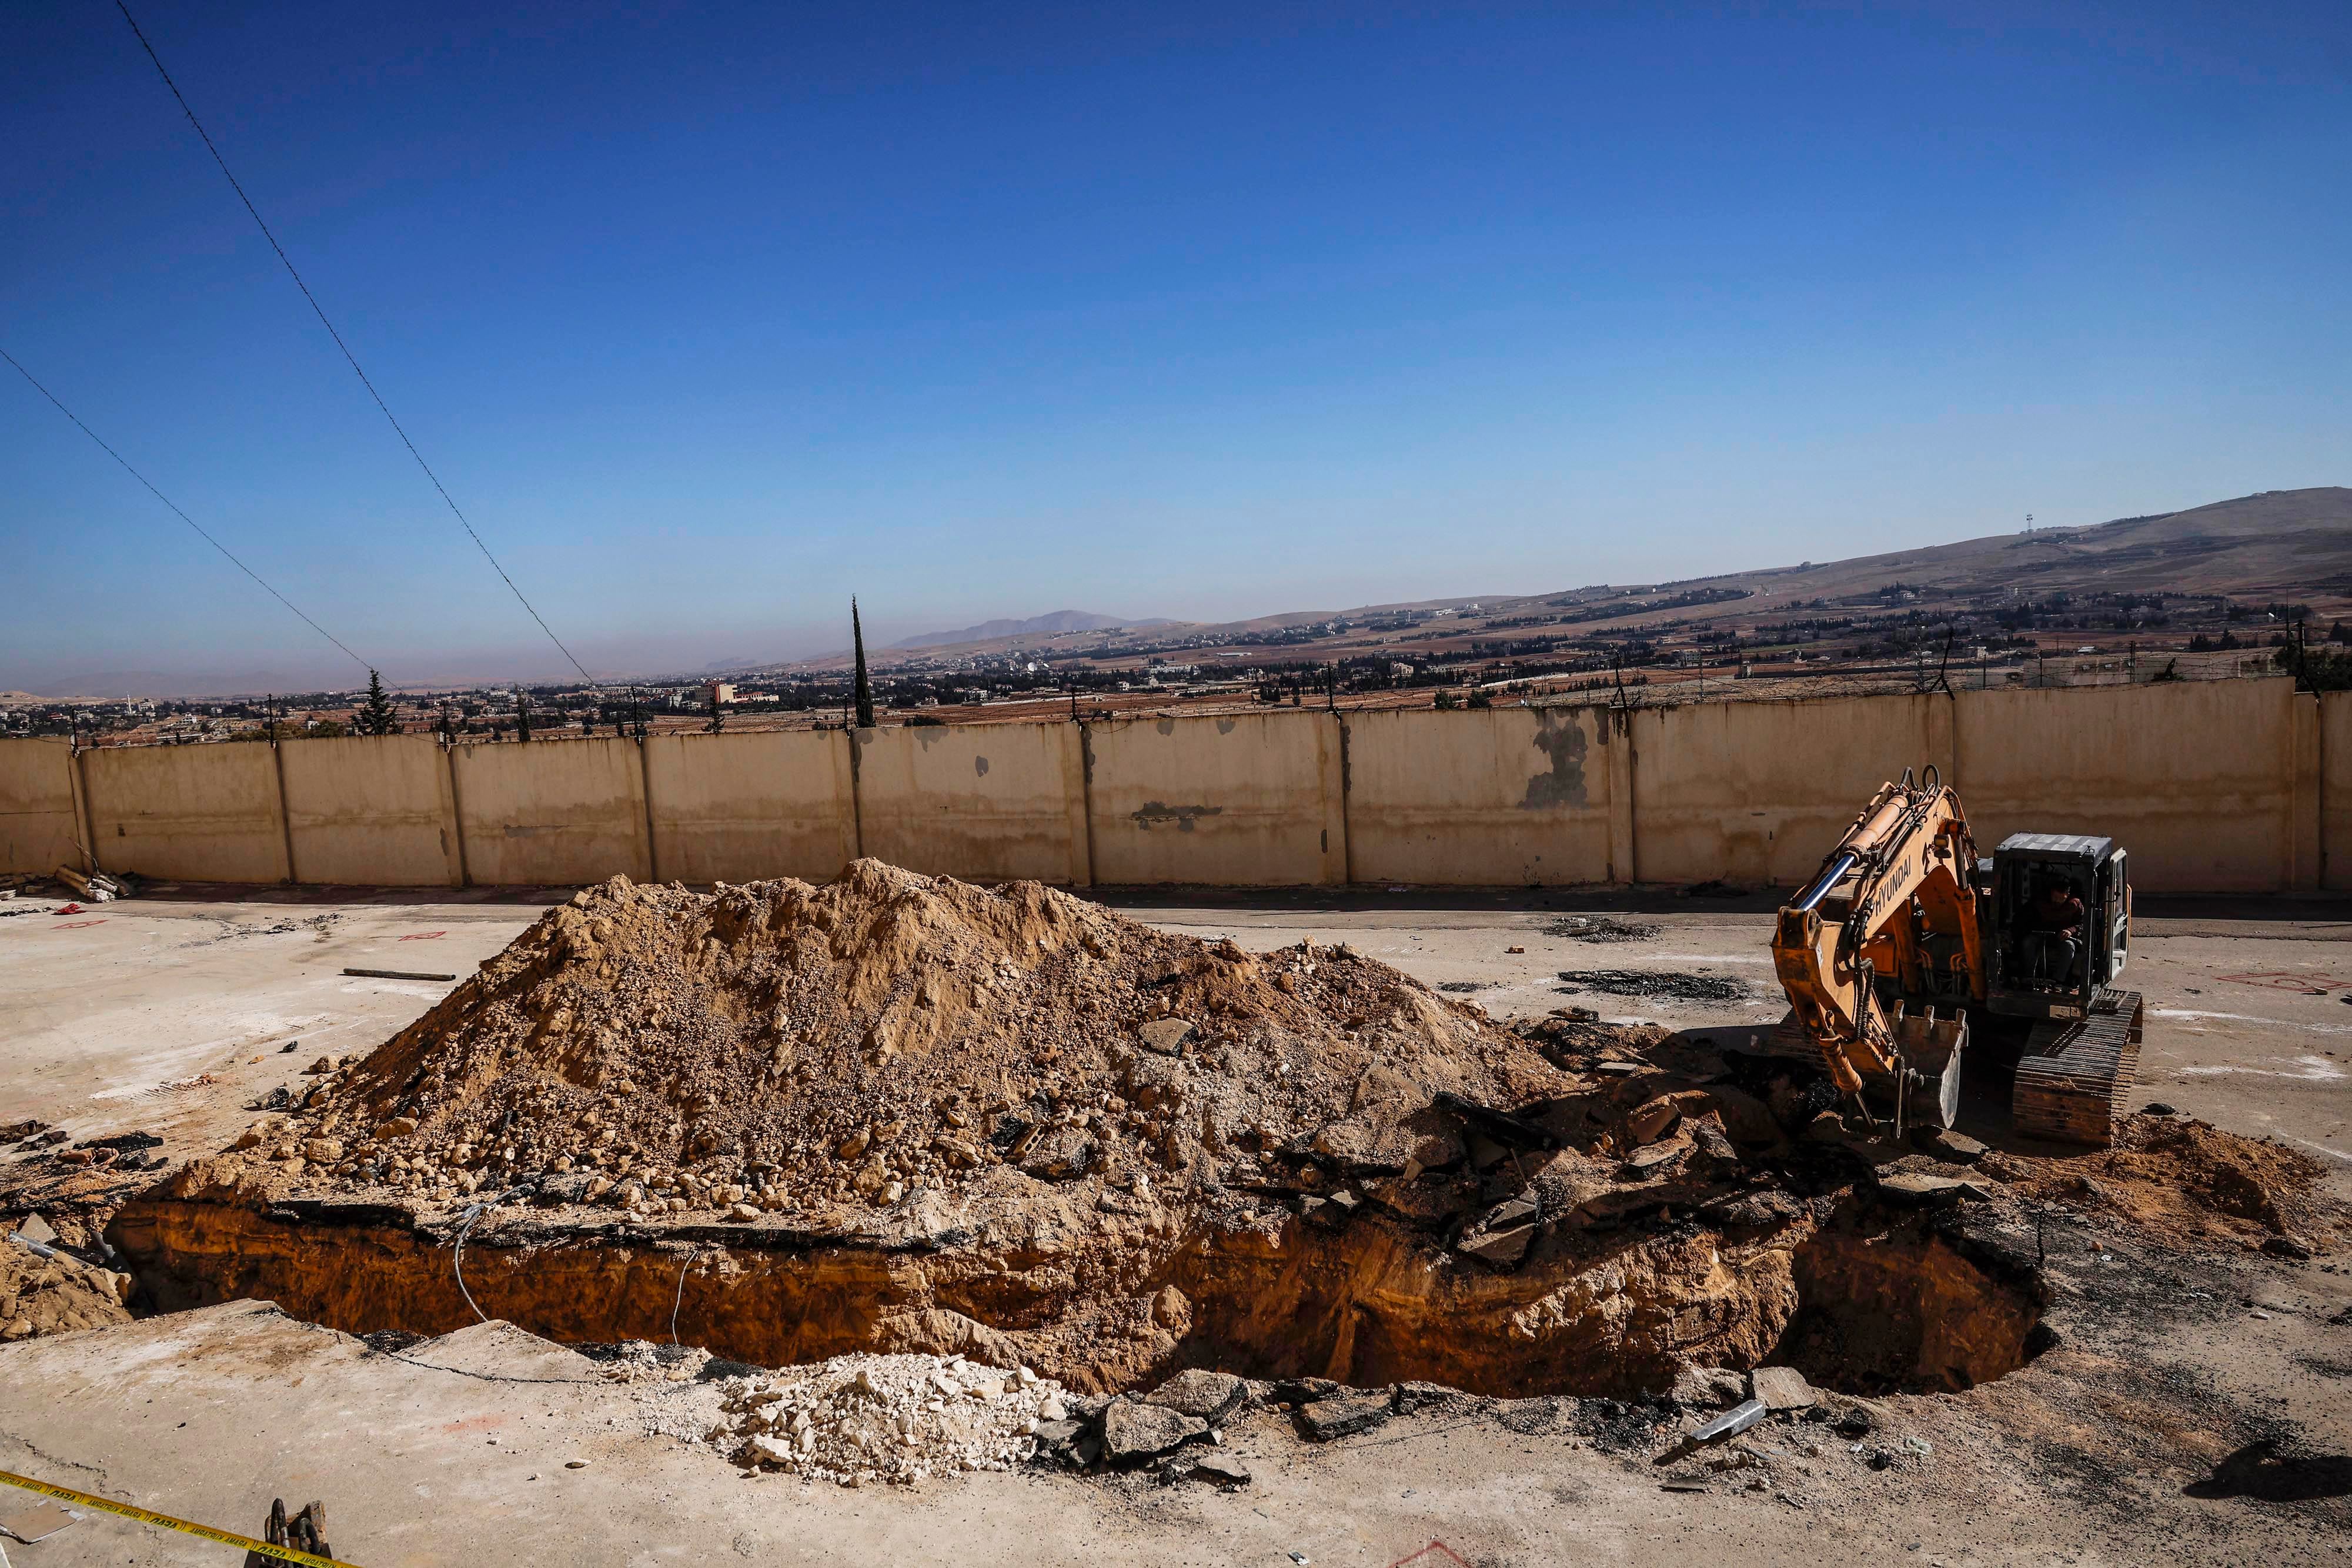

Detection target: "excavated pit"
[112, 1188, 2038, 1398]
[111, 861, 2044, 1398]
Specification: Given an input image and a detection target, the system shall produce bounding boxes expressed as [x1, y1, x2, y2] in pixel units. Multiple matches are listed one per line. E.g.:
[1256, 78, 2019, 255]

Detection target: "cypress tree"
[355, 670, 399, 736]
[516, 692, 533, 742]
[851, 597, 876, 728]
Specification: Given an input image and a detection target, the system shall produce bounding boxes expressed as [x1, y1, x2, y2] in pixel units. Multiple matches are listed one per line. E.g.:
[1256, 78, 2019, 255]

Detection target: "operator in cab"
[2022, 878, 2085, 987]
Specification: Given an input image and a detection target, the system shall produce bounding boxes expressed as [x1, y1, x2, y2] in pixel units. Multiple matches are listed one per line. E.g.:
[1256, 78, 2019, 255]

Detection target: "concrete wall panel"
[854, 723, 1088, 884]
[280, 735, 460, 887]
[0, 740, 83, 875]
[1954, 681, 2295, 894]
[82, 743, 288, 884]
[2326, 691, 2352, 892]
[1630, 695, 1937, 888]
[452, 737, 652, 887]
[1087, 713, 1345, 886]
[646, 730, 857, 885]
[1344, 707, 1612, 885]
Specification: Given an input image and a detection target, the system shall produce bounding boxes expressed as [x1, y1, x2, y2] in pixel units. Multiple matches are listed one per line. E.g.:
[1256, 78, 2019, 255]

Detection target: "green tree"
[707, 684, 726, 733]
[354, 670, 399, 736]
[515, 692, 533, 742]
[851, 597, 877, 728]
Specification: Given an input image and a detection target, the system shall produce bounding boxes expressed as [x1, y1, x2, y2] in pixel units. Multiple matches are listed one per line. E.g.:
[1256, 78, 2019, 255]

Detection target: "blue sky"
[5, 2, 2348, 693]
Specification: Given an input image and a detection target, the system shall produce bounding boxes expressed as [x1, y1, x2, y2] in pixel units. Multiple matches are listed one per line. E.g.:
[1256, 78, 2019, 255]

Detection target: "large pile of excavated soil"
[133, 861, 2056, 1395]
[206, 859, 1570, 1214]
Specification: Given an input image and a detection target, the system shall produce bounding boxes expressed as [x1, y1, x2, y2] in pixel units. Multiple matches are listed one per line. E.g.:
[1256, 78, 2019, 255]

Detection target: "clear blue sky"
[5, 2, 2348, 694]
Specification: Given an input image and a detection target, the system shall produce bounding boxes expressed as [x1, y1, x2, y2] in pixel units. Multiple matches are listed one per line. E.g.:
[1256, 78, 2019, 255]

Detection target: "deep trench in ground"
[109, 1189, 2043, 1399]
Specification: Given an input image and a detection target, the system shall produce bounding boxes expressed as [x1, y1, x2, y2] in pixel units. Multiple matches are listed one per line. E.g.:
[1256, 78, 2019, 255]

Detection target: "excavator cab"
[1980, 835, 2129, 1026]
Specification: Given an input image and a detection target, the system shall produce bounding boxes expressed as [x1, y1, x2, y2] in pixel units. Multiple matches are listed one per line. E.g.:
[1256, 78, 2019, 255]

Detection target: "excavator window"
[2013, 868, 2090, 992]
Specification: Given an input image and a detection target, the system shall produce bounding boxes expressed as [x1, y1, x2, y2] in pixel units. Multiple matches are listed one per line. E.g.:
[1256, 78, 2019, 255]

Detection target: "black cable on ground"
[2, 343, 372, 675]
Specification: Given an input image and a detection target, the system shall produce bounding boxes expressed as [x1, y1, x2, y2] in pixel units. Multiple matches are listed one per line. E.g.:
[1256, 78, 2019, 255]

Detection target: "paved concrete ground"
[5, 883, 2346, 1187]
[2, 880, 2347, 1565]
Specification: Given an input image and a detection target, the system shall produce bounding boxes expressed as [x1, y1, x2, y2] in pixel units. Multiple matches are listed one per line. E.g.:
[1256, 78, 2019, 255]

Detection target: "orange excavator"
[1766, 768, 2144, 1145]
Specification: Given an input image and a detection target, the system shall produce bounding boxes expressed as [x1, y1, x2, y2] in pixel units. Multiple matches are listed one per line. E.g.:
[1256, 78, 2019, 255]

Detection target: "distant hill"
[793, 486, 2351, 671]
[18, 670, 324, 701]
[890, 611, 1170, 650]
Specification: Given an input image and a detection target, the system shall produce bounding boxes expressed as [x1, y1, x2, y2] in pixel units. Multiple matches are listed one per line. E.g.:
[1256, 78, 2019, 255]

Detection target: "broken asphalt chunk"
[1101, 1399, 1208, 1466]
[1297, 1392, 1394, 1442]
[1145, 1369, 1249, 1423]
[1748, 1366, 1814, 1412]
[1873, 1170, 1990, 1204]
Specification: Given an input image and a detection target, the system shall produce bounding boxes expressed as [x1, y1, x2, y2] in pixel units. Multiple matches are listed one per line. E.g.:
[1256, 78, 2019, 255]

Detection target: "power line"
[2, 343, 373, 676]
[112, 0, 597, 688]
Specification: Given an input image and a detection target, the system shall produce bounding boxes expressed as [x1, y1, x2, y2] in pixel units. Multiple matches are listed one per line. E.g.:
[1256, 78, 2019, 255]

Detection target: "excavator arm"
[1771, 768, 1983, 1132]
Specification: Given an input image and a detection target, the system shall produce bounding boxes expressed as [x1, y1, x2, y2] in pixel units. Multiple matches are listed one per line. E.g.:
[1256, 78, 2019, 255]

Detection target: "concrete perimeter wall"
[1628, 694, 1946, 888]
[1345, 707, 1612, 885]
[5, 680, 2342, 895]
[1957, 681, 2304, 895]
[646, 730, 856, 886]
[854, 723, 1089, 885]
[82, 741, 289, 884]
[452, 737, 652, 888]
[0, 740, 83, 878]
[1088, 713, 1347, 886]
[280, 734, 462, 887]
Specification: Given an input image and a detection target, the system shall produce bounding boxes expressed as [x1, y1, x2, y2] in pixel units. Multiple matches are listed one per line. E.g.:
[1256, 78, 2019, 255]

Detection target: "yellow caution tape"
[0, 1469, 360, 1567]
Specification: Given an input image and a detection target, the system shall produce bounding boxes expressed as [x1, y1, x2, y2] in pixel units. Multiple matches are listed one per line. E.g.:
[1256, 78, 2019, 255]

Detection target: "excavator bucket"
[1895, 1012, 1967, 1132]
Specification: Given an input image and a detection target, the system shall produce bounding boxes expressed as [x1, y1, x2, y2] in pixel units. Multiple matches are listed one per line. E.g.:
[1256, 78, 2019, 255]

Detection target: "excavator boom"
[1770, 768, 1983, 1132]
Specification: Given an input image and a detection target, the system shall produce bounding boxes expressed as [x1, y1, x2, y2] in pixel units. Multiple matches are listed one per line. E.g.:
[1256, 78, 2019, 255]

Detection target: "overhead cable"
[2, 343, 372, 674]
[112, 0, 598, 688]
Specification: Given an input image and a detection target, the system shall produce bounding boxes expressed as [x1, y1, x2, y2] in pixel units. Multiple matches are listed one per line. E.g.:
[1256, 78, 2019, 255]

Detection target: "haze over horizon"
[6, 2, 2349, 695]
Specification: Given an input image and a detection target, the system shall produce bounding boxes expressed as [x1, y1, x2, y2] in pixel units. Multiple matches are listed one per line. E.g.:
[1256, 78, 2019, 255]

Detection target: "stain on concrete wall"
[1088, 713, 1345, 885]
[1344, 708, 1611, 886]
[1131, 802, 1224, 832]
[1520, 710, 1589, 810]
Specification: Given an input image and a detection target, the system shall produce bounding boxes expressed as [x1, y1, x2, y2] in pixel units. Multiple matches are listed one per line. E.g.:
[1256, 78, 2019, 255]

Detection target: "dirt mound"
[2002, 1112, 2338, 1248]
[192, 859, 1566, 1216]
[128, 862, 2043, 1397]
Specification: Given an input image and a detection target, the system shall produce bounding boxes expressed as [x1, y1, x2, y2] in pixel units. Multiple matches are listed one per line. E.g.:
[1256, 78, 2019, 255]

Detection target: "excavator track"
[2010, 989, 2143, 1148]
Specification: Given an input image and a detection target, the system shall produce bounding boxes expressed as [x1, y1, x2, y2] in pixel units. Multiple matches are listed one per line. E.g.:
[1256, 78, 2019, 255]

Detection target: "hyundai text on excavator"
[1762, 767, 2144, 1146]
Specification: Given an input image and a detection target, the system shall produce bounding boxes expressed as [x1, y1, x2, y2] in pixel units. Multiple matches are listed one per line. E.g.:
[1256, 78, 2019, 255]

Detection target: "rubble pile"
[707, 1352, 1068, 1486]
[1, 1223, 134, 1340]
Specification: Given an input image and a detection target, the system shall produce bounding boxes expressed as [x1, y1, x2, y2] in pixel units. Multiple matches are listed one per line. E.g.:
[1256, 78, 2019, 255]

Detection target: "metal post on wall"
[637, 728, 662, 885]
[267, 698, 298, 884]
[65, 735, 99, 876]
[442, 731, 473, 890]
